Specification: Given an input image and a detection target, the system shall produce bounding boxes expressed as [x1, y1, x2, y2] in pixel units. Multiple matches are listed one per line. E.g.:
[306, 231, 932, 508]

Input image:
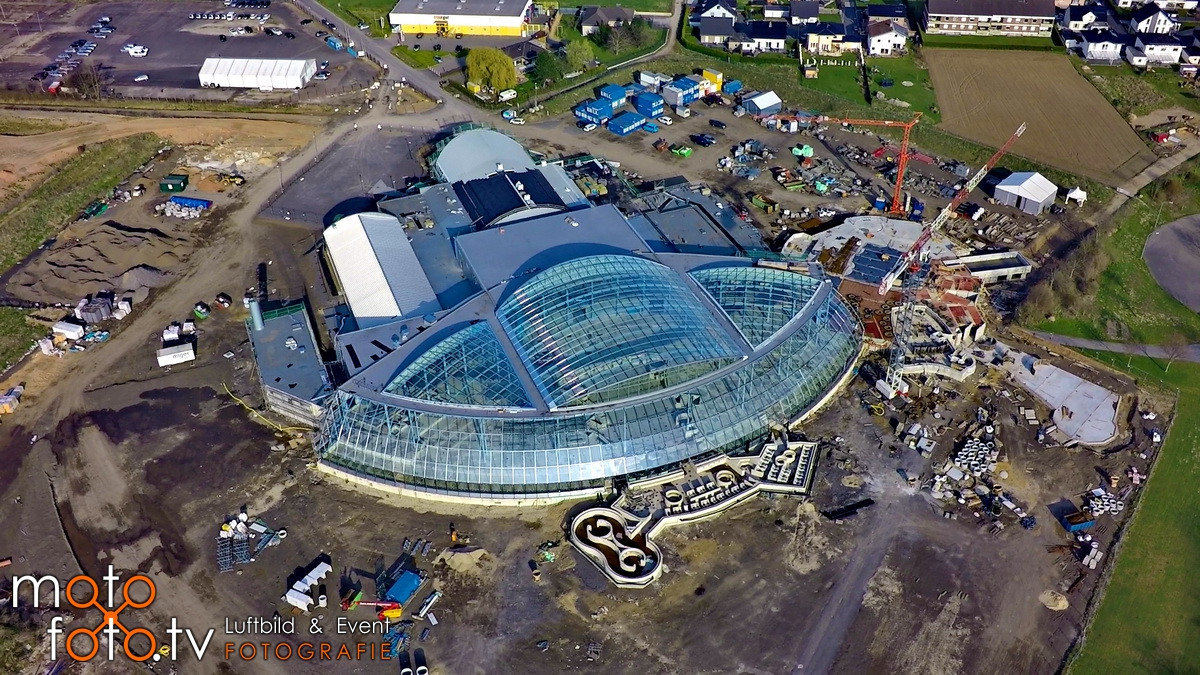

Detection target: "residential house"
[1061, 4, 1107, 31]
[789, 0, 820, 24]
[805, 22, 858, 54]
[698, 16, 737, 44]
[693, 0, 739, 24]
[924, 0, 1056, 37]
[867, 3, 910, 31]
[1114, 0, 1196, 10]
[750, 0, 790, 19]
[867, 19, 908, 55]
[500, 39, 547, 74]
[735, 20, 789, 52]
[1131, 33, 1183, 64]
[1181, 36, 1200, 64]
[578, 6, 636, 36]
[1079, 29, 1125, 62]
[1128, 4, 1178, 35]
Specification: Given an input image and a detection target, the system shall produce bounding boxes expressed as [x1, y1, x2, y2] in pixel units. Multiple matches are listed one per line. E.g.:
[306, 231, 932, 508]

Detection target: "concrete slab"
[998, 344, 1119, 445]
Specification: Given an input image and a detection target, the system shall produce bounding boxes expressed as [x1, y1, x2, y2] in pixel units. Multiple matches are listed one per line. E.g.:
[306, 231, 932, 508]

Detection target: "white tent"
[994, 172, 1058, 216]
[1066, 186, 1088, 205]
[198, 58, 317, 89]
[323, 213, 441, 329]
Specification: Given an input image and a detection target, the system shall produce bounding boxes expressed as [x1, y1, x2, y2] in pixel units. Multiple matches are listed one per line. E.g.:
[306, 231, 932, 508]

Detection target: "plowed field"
[924, 49, 1156, 186]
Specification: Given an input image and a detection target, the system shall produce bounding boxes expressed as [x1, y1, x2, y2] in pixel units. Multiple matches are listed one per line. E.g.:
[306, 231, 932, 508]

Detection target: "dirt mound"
[1039, 590, 1069, 611]
[434, 546, 492, 577]
[6, 219, 188, 304]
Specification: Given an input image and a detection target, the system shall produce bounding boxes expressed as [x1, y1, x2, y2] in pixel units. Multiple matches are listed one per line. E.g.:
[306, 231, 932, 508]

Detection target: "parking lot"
[0, 1, 376, 97]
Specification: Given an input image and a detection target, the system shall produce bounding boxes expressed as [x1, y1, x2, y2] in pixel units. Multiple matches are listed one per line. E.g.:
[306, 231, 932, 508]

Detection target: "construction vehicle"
[750, 193, 778, 213]
[653, 138, 669, 152]
[876, 121, 1027, 399]
[80, 200, 108, 220]
[815, 113, 921, 217]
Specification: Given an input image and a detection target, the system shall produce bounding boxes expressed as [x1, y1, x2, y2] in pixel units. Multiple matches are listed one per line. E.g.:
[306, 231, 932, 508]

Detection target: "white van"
[498, 89, 517, 102]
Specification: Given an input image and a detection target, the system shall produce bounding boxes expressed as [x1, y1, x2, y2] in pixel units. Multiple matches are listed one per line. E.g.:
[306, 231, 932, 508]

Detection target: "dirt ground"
[0, 109, 322, 196]
[0, 97, 1163, 674]
[924, 49, 1157, 187]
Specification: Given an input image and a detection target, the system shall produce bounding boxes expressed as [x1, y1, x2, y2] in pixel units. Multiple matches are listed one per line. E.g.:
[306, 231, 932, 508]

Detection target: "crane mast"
[878, 122, 1027, 399]
[817, 113, 922, 217]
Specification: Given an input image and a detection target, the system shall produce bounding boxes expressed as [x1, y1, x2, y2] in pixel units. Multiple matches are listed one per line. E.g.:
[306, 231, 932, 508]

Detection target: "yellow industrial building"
[388, 0, 533, 37]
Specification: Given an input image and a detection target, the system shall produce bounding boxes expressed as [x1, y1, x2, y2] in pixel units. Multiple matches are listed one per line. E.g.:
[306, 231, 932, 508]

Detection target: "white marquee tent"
[198, 58, 317, 89]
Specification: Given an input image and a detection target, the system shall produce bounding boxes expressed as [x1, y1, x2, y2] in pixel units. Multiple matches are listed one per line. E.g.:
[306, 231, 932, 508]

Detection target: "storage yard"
[924, 49, 1158, 186]
[0, 12, 1195, 670]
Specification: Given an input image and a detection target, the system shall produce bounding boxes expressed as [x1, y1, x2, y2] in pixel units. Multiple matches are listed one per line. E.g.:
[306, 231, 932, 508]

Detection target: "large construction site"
[0, 55, 1183, 675]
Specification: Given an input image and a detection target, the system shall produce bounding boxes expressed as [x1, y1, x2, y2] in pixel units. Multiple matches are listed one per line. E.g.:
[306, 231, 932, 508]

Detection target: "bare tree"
[1163, 331, 1190, 372]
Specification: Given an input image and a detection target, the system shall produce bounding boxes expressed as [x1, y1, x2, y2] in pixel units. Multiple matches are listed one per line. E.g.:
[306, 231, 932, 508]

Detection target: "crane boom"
[876, 122, 1027, 295]
[817, 113, 922, 217]
[878, 122, 1027, 398]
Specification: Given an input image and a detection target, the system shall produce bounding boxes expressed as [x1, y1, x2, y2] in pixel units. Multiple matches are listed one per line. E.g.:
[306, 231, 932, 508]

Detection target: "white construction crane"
[877, 122, 1028, 399]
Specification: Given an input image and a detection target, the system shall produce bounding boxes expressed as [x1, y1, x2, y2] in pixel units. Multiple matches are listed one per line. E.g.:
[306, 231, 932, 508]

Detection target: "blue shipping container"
[598, 84, 627, 105]
[608, 111, 647, 136]
[169, 196, 212, 210]
[632, 92, 663, 115]
[723, 79, 743, 94]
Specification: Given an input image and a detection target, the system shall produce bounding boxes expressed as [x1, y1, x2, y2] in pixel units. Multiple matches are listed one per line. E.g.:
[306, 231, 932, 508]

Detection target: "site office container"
[723, 79, 743, 94]
[633, 92, 664, 118]
[607, 111, 647, 136]
[597, 84, 627, 107]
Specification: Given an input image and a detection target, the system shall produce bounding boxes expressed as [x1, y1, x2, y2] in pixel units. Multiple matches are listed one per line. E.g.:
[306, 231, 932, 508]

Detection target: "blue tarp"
[168, 195, 212, 210]
[383, 570, 422, 605]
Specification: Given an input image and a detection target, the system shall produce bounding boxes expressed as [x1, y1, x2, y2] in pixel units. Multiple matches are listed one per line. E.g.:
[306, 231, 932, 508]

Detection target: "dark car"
[691, 134, 716, 147]
[284, 31, 295, 38]
[433, 43, 441, 51]
[315, 30, 327, 37]
[300, 18, 313, 24]
[219, 34, 228, 41]
[709, 119, 727, 129]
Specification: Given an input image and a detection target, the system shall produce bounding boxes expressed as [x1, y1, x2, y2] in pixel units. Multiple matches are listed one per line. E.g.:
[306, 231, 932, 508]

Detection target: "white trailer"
[156, 343, 195, 367]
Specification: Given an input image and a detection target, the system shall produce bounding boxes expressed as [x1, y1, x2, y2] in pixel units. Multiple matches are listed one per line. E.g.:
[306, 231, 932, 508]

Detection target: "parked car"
[509, 117, 525, 125]
[300, 18, 313, 24]
[219, 34, 228, 41]
[319, 60, 329, 69]
[709, 119, 727, 129]
[657, 116, 673, 125]
[134, 74, 149, 82]
[357, 22, 368, 29]
[284, 31, 295, 39]
[582, 122, 597, 132]
[313, 71, 330, 80]
[315, 30, 327, 37]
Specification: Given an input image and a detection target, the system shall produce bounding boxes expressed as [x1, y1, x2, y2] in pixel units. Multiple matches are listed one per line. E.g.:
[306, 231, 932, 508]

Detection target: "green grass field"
[0, 116, 72, 136]
[391, 45, 447, 69]
[0, 134, 163, 272]
[557, 0, 672, 13]
[1067, 351, 1200, 673]
[1034, 170, 1200, 343]
[0, 308, 42, 371]
[317, 0, 395, 36]
[1074, 57, 1200, 118]
[919, 33, 1059, 51]
[0, 93, 331, 115]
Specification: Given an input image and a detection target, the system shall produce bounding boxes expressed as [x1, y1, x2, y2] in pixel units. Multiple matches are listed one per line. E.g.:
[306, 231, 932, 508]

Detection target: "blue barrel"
[873, 195, 888, 211]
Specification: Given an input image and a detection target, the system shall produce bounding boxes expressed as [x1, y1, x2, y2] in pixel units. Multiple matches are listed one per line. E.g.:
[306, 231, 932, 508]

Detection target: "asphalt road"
[1143, 214, 1200, 314]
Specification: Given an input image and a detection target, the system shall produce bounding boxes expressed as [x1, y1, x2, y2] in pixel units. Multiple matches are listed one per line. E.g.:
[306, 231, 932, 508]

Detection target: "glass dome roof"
[691, 266, 823, 347]
[496, 255, 744, 409]
[384, 322, 533, 408]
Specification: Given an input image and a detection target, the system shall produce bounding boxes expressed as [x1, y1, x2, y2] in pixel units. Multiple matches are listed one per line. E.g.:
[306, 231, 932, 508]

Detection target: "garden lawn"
[1074, 57, 1200, 118]
[316, 0, 395, 36]
[919, 32, 1059, 51]
[1034, 171, 1200, 343]
[556, 0, 672, 13]
[1067, 351, 1200, 674]
[391, 45, 444, 69]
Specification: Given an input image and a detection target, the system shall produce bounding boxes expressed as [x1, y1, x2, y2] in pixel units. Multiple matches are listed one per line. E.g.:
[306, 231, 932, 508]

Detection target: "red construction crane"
[818, 112, 922, 216]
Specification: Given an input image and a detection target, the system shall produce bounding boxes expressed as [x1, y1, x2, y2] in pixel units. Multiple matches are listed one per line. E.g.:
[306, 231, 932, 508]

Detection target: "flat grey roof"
[454, 203, 651, 290]
[390, 0, 530, 18]
[249, 301, 332, 404]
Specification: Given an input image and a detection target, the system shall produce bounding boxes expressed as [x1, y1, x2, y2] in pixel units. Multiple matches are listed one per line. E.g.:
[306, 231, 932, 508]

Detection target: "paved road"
[1143, 213, 1200, 313]
[1031, 331, 1200, 364]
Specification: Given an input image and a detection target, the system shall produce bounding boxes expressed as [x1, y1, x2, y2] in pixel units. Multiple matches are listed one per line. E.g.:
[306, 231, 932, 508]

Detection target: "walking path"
[1031, 331, 1200, 364]
[1093, 140, 1200, 223]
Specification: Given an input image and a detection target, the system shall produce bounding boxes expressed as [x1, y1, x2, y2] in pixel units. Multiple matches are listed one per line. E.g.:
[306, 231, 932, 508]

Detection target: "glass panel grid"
[383, 322, 533, 407]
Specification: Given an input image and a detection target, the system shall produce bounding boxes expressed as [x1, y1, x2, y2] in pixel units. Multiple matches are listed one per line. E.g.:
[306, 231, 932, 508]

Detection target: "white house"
[1134, 33, 1183, 63]
[1062, 4, 1107, 31]
[1081, 30, 1124, 62]
[1115, 0, 1196, 9]
[1128, 4, 1179, 34]
[693, 0, 739, 23]
[744, 20, 788, 52]
[867, 19, 907, 56]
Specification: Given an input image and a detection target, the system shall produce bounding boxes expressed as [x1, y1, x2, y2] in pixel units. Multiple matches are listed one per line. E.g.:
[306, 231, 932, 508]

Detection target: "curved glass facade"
[383, 322, 532, 408]
[315, 259, 861, 499]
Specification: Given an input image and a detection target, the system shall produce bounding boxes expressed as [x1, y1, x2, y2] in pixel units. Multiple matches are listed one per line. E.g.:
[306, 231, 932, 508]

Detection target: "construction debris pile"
[216, 509, 287, 573]
[1084, 488, 1125, 516]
